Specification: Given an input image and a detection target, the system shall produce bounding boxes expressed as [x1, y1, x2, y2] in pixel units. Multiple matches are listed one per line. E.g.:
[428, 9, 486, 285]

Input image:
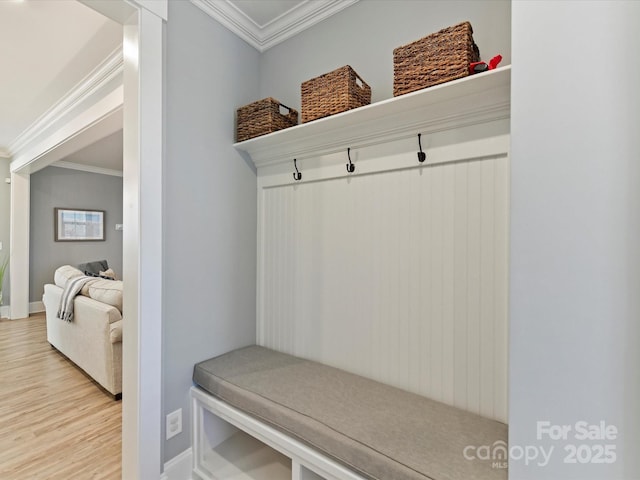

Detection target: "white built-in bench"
[191, 345, 507, 480]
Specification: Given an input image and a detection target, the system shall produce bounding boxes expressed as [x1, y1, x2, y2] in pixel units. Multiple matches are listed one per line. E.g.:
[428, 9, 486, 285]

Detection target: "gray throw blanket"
[57, 275, 94, 322]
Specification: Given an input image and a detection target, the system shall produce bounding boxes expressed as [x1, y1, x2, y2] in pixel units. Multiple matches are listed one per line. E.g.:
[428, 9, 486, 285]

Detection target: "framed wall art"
[54, 208, 105, 242]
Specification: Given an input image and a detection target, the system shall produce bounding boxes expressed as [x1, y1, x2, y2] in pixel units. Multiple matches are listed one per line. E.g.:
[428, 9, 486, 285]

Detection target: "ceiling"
[56, 129, 123, 175]
[0, 0, 122, 165]
[0, 0, 353, 172]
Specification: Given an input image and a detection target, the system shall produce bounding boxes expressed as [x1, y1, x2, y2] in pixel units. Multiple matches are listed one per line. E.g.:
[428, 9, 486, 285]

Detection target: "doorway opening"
[8, 1, 164, 477]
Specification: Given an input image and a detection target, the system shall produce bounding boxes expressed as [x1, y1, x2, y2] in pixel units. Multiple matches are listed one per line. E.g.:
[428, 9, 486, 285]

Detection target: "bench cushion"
[193, 345, 507, 480]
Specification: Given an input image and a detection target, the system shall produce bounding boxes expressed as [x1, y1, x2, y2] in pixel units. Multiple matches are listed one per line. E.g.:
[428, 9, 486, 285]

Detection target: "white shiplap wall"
[257, 123, 509, 422]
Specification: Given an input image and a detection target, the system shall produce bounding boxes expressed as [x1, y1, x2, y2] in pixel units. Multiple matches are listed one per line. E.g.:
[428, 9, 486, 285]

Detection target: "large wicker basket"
[301, 65, 371, 123]
[393, 21, 480, 97]
[236, 97, 298, 142]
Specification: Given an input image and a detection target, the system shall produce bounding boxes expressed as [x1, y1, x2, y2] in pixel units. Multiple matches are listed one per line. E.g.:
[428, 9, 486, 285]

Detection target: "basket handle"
[278, 102, 293, 115]
[353, 71, 367, 91]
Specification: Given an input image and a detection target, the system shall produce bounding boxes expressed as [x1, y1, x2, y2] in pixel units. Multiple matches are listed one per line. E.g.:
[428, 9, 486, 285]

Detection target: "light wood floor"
[0, 313, 121, 479]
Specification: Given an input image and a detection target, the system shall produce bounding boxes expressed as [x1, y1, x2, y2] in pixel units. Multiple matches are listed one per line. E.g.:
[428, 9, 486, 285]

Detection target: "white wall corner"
[160, 448, 192, 480]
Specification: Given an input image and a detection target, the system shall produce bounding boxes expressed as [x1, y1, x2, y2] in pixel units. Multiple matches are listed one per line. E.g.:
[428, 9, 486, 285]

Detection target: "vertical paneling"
[453, 162, 469, 411]
[441, 164, 456, 406]
[466, 160, 482, 415]
[259, 152, 510, 422]
[480, 160, 496, 419]
[493, 156, 510, 419]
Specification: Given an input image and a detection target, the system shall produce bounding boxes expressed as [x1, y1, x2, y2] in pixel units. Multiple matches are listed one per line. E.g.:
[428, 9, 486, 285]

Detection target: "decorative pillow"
[78, 260, 109, 276]
[87, 279, 123, 312]
[99, 268, 117, 280]
[54, 265, 84, 288]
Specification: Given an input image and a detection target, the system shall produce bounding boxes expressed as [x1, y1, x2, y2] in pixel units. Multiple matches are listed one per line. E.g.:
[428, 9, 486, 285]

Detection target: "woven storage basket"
[236, 97, 298, 142]
[301, 65, 371, 123]
[393, 21, 480, 97]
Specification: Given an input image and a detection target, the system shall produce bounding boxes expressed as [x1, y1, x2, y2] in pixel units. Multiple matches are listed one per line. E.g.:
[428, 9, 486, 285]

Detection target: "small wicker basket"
[301, 65, 371, 123]
[236, 97, 298, 142]
[393, 21, 480, 97]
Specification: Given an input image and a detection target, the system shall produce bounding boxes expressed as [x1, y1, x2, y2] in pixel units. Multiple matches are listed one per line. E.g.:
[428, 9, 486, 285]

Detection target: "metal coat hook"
[417, 133, 426, 163]
[293, 159, 302, 181]
[346, 148, 355, 173]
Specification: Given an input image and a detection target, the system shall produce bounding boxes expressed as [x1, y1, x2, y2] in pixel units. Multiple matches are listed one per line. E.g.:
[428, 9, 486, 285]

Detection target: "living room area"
[0, 142, 125, 478]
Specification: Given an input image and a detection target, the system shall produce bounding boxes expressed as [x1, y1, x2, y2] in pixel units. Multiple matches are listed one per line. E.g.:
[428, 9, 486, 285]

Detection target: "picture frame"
[54, 208, 105, 242]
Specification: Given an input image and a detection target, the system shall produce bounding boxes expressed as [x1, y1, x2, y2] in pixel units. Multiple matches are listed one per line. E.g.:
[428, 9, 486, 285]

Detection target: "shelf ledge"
[234, 66, 511, 169]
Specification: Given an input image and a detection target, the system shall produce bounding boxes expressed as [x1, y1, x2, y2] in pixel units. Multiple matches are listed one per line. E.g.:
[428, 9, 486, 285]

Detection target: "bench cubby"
[191, 386, 365, 480]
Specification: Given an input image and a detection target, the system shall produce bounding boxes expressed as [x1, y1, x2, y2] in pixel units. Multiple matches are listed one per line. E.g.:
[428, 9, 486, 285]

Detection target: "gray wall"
[259, 0, 511, 110]
[29, 166, 123, 302]
[163, 0, 259, 461]
[0, 158, 9, 305]
[510, 1, 640, 479]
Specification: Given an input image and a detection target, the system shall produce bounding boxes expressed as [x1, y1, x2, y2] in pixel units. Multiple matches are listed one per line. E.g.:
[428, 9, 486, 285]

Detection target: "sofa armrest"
[110, 320, 122, 344]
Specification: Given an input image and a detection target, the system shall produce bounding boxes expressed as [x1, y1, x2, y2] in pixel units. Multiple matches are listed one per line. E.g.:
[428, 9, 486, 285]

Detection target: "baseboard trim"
[160, 447, 192, 480]
[30, 301, 45, 314]
[0, 301, 45, 319]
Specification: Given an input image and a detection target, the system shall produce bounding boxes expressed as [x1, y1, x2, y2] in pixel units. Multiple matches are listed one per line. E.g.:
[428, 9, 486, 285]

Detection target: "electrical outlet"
[166, 408, 182, 440]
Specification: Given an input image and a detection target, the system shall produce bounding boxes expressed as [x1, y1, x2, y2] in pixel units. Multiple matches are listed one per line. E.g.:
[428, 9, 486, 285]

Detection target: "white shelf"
[234, 66, 511, 168]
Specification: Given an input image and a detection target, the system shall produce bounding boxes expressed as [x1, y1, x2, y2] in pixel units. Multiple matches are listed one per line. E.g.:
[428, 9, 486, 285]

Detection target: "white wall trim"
[0, 149, 10, 159]
[190, 0, 358, 52]
[8, 48, 123, 158]
[9, 171, 30, 320]
[120, 7, 164, 479]
[160, 448, 193, 480]
[10, 88, 123, 173]
[53, 160, 123, 177]
[133, 0, 168, 21]
[1, 302, 48, 319]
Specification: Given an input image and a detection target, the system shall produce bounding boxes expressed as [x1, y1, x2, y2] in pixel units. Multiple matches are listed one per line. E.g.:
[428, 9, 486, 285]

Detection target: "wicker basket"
[393, 21, 480, 97]
[236, 97, 298, 142]
[301, 65, 371, 123]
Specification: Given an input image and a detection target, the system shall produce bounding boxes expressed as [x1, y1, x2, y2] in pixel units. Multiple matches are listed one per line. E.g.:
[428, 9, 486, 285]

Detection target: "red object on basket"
[470, 54, 503, 74]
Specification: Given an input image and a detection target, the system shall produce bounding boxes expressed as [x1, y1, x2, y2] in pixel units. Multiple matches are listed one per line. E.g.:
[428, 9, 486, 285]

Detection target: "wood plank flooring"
[0, 313, 121, 479]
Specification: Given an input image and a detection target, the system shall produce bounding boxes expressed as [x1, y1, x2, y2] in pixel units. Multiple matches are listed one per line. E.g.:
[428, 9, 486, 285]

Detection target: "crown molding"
[8, 47, 123, 158]
[52, 160, 123, 177]
[191, 0, 358, 52]
[0, 149, 10, 159]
